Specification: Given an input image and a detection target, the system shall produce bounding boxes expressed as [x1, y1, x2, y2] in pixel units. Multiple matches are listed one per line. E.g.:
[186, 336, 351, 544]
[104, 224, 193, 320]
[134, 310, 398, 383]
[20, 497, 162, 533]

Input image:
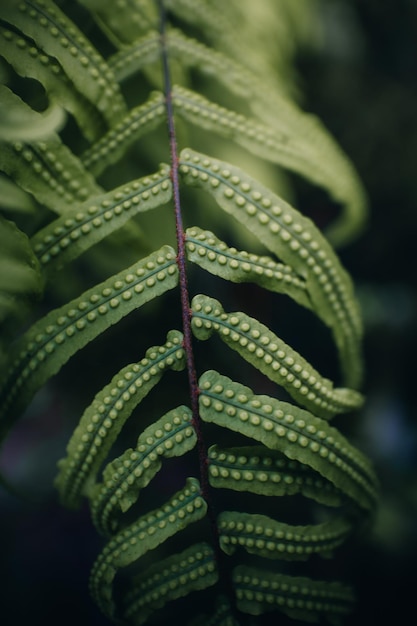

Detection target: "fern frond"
[108, 30, 161, 82]
[31, 165, 171, 273]
[123, 542, 217, 626]
[90, 404, 196, 536]
[174, 85, 364, 239]
[2, 0, 126, 126]
[0, 1, 376, 624]
[180, 149, 363, 388]
[77, 0, 158, 47]
[199, 370, 378, 512]
[208, 445, 342, 507]
[0, 174, 36, 215]
[0, 214, 43, 325]
[0, 23, 103, 140]
[80, 92, 166, 177]
[163, 0, 244, 64]
[89, 477, 207, 620]
[218, 511, 352, 561]
[185, 226, 311, 311]
[233, 565, 355, 624]
[192, 295, 363, 419]
[0, 84, 64, 141]
[0, 246, 178, 440]
[0, 135, 101, 215]
[55, 331, 185, 511]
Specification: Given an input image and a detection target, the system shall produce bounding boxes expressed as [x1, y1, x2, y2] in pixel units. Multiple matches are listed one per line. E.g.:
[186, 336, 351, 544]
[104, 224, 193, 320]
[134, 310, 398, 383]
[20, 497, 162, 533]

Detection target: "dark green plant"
[0, 1, 378, 624]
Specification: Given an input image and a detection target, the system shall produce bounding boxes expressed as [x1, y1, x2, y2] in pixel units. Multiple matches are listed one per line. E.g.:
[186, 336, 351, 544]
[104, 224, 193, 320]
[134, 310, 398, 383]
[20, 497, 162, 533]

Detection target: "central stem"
[157, 0, 222, 562]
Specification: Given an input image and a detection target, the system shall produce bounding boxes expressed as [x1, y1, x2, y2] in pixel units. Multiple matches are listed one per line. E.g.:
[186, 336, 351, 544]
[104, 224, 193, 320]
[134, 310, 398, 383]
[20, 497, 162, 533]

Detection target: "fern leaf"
[0, 246, 178, 441]
[0, 84, 64, 141]
[90, 404, 196, 536]
[180, 149, 363, 388]
[199, 370, 378, 512]
[233, 565, 355, 624]
[108, 30, 161, 82]
[89, 477, 207, 620]
[218, 511, 351, 561]
[55, 331, 186, 511]
[192, 295, 363, 419]
[110, 27, 248, 99]
[78, 0, 157, 47]
[1, 0, 126, 126]
[0, 174, 36, 215]
[176, 85, 367, 248]
[123, 542, 217, 625]
[31, 165, 171, 273]
[166, 27, 266, 101]
[185, 226, 311, 311]
[80, 92, 166, 177]
[0, 137, 101, 215]
[0, 23, 103, 141]
[0, 215, 43, 325]
[163, 0, 242, 63]
[107, 24, 367, 246]
[208, 445, 342, 507]
[174, 85, 361, 233]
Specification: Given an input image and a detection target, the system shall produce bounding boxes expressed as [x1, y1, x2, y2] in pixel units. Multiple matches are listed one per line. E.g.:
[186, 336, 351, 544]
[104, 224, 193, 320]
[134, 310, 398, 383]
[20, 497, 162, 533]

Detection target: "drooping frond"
[0, 1, 376, 625]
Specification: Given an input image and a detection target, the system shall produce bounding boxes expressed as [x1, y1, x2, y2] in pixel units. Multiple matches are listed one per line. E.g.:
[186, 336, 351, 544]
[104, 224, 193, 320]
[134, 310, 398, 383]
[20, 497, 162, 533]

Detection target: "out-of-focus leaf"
[0, 214, 43, 324]
[0, 85, 65, 141]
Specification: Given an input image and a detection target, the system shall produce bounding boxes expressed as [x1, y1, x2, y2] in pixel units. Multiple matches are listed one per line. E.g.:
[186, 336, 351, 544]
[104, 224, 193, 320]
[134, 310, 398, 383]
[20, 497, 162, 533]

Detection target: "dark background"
[299, 1, 417, 624]
[1, 1, 417, 624]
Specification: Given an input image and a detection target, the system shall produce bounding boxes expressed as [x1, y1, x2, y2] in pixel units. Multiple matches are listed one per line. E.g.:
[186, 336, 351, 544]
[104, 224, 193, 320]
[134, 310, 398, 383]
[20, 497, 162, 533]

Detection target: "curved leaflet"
[90, 404, 196, 536]
[55, 331, 186, 511]
[0, 246, 178, 440]
[192, 294, 363, 419]
[89, 477, 207, 620]
[122, 542, 217, 625]
[31, 165, 172, 273]
[180, 149, 363, 388]
[198, 370, 378, 512]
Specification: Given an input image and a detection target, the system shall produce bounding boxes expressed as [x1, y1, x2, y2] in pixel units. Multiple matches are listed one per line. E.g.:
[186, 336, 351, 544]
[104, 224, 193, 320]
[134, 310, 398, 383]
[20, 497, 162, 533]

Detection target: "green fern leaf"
[163, 0, 242, 63]
[0, 136, 102, 215]
[104, 22, 367, 246]
[180, 149, 363, 388]
[0, 246, 178, 440]
[1, 0, 126, 126]
[108, 30, 161, 82]
[192, 295, 363, 419]
[80, 92, 166, 177]
[208, 445, 342, 507]
[0, 214, 43, 325]
[0, 84, 64, 141]
[199, 370, 378, 512]
[218, 511, 352, 561]
[0, 23, 103, 140]
[233, 565, 355, 623]
[89, 477, 207, 620]
[55, 331, 185, 511]
[0, 174, 36, 215]
[31, 164, 171, 273]
[185, 226, 311, 311]
[123, 542, 217, 626]
[174, 85, 363, 235]
[78, 0, 157, 47]
[90, 404, 196, 536]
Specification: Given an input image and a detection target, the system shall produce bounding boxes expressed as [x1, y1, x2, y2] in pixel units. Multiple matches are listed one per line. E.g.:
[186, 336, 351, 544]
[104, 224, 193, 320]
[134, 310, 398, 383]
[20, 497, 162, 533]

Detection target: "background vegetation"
[298, 1, 417, 624]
